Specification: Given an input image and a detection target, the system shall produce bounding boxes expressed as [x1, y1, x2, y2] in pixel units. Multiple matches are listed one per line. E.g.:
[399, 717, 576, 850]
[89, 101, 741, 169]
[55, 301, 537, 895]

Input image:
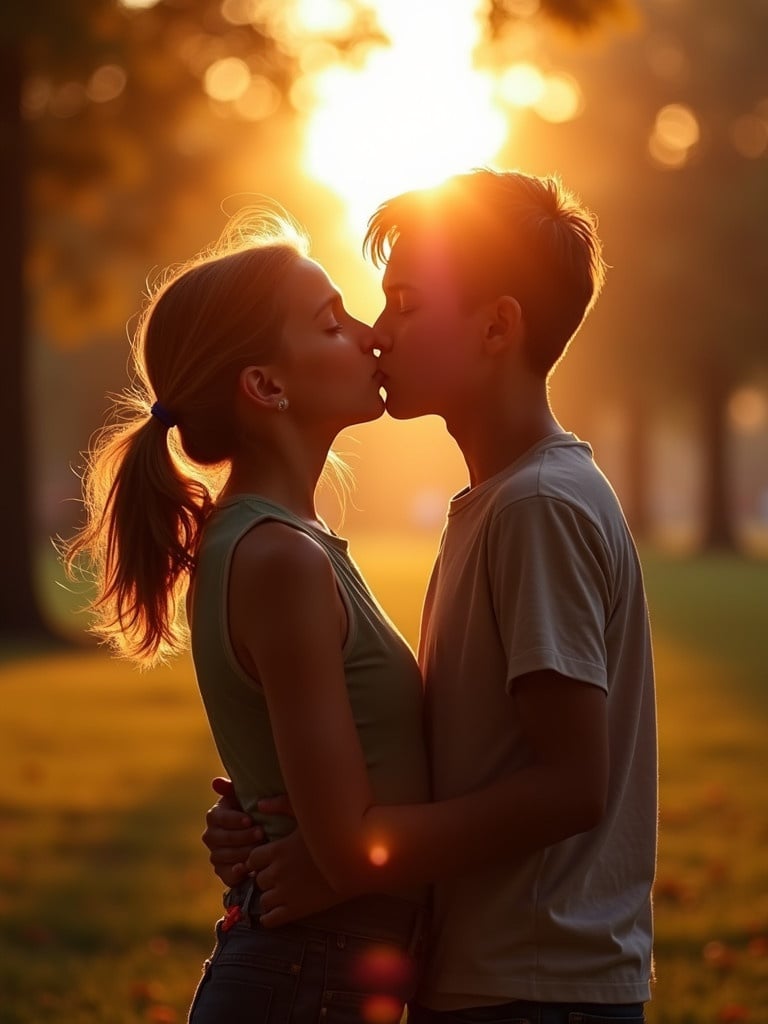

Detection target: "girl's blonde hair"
[65, 207, 310, 665]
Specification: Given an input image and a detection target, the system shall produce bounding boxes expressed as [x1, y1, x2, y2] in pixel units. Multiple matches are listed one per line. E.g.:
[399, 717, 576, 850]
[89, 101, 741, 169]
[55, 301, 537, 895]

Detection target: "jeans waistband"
[224, 879, 428, 954]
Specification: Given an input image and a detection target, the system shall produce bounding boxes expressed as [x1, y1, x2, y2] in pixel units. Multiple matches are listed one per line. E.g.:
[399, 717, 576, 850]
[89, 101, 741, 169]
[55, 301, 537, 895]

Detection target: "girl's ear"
[483, 295, 524, 355]
[238, 365, 286, 411]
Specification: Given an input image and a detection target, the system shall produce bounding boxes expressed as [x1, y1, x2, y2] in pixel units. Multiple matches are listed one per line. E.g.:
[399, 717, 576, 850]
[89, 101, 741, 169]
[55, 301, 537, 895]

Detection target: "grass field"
[0, 541, 766, 1023]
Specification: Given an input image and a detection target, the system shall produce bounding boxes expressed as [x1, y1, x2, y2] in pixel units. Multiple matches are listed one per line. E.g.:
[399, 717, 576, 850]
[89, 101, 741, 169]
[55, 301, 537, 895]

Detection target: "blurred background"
[1, 1, 767, 1021]
[1, 0, 767, 639]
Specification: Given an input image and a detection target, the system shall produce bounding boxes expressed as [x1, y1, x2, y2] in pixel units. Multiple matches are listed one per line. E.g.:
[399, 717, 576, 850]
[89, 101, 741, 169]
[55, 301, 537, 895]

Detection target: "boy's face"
[372, 237, 486, 421]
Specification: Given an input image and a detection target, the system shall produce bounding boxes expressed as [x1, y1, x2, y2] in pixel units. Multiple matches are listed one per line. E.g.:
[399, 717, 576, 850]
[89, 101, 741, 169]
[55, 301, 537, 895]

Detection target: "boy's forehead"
[383, 235, 458, 290]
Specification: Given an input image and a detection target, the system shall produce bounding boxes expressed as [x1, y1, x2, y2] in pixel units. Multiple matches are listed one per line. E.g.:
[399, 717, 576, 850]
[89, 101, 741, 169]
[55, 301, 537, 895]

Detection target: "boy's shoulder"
[492, 434, 602, 510]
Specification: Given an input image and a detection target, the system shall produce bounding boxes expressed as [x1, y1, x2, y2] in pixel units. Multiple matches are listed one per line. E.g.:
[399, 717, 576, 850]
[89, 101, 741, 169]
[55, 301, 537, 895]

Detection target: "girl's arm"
[231, 522, 608, 901]
[228, 521, 377, 893]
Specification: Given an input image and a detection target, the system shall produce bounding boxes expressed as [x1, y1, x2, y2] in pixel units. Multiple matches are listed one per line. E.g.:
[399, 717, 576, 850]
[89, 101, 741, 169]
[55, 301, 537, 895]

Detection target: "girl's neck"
[220, 441, 327, 525]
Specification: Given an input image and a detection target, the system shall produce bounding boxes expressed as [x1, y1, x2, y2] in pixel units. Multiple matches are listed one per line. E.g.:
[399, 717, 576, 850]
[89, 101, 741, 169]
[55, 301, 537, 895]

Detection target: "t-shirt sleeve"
[487, 495, 612, 694]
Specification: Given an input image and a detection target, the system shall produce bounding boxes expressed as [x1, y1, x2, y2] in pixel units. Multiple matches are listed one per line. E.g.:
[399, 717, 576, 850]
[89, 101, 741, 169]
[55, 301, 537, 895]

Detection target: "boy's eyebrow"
[382, 282, 420, 295]
[312, 290, 342, 319]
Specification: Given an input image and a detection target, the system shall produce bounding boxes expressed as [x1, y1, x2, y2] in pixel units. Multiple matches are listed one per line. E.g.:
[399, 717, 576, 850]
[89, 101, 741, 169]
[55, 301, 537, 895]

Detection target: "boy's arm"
[247, 667, 607, 925]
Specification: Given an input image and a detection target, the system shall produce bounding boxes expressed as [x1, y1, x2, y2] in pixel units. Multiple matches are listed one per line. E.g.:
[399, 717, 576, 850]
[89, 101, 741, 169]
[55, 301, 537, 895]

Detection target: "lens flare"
[369, 843, 389, 866]
[362, 995, 403, 1024]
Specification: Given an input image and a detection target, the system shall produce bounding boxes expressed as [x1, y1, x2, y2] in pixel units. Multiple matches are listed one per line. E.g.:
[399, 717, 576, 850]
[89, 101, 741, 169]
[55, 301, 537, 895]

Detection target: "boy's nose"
[371, 317, 392, 353]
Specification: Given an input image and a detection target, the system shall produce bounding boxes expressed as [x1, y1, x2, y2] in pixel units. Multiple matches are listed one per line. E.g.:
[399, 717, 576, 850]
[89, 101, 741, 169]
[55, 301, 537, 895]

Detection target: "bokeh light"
[233, 75, 282, 121]
[535, 73, 583, 123]
[649, 102, 700, 169]
[292, 0, 356, 35]
[87, 65, 128, 104]
[221, 0, 261, 25]
[497, 63, 546, 107]
[204, 58, 252, 103]
[368, 843, 389, 866]
[728, 387, 768, 435]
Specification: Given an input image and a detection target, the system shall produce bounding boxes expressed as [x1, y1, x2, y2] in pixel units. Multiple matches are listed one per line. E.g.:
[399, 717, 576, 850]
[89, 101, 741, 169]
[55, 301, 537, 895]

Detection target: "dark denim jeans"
[188, 880, 427, 1023]
[407, 1000, 645, 1024]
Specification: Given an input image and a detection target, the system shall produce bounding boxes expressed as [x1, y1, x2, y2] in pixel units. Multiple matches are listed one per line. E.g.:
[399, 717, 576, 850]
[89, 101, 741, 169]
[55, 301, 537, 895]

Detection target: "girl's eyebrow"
[312, 290, 342, 319]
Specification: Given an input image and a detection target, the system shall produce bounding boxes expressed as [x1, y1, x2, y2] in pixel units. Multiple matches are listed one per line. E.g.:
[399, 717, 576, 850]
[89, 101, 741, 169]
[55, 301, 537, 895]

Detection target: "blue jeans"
[188, 880, 427, 1023]
[407, 1001, 645, 1024]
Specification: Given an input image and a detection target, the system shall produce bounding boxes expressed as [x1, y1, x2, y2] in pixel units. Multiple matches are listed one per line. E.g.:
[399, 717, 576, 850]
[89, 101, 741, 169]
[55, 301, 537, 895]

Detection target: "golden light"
[649, 103, 700, 169]
[368, 843, 389, 866]
[293, 0, 355, 35]
[87, 65, 127, 104]
[118, 0, 161, 8]
[233, 75, 282, 121]
[498, 63, 546, 107]
[221, 0, 260, 25]
[728, 387, 768, 435]
[535, 73, 583, 123]
[655, 104, 700, 149]
[204, 58, 252, 103]
[295, 0, 509, 232]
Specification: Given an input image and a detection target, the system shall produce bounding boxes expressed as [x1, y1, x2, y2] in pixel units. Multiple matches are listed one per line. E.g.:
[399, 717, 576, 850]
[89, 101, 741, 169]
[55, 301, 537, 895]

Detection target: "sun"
[293, 0, 510, 232]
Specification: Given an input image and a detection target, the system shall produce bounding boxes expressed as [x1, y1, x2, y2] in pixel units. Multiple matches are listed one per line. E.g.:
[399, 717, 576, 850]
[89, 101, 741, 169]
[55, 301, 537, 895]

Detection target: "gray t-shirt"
[417, 433, 657, 1006]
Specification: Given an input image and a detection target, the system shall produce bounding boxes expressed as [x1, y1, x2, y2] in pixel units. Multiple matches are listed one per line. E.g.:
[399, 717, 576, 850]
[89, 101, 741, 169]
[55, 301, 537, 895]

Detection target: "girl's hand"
[202, 777, 265, 887]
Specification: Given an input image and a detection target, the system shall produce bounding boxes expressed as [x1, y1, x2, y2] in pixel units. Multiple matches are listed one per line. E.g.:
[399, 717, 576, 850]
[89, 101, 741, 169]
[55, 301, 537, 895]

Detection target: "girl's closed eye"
[396, 291, 417, 315]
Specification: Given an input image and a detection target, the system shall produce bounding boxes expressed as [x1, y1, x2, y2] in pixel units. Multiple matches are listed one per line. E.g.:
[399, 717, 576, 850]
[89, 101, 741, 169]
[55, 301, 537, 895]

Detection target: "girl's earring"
[277, 398, 289, 412]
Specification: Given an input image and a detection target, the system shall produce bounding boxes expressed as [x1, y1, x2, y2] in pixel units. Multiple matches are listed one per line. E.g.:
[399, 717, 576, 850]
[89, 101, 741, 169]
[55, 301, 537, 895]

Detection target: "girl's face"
[276, 258, 383, 431]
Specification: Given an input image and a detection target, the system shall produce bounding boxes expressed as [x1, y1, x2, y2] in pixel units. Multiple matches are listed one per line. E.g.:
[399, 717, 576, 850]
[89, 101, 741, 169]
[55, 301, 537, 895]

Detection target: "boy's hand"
[202, 777, 265, 887]
[247, 820, 340, 928]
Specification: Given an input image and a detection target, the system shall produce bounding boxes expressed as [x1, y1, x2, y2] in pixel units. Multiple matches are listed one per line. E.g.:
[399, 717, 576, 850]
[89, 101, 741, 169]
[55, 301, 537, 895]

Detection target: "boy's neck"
[448, 394, 565, 489]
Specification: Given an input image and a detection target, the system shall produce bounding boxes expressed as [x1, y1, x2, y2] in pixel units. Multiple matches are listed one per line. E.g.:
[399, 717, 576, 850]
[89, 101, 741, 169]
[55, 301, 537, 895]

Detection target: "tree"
[522, 0, 768, 547]
[1, 0, 638, 642]
[0, 0, 296, 642]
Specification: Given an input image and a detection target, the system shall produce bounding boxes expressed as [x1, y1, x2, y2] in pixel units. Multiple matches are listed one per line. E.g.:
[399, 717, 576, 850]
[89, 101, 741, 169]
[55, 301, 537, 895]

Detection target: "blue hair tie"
[150, 401, 177, 429]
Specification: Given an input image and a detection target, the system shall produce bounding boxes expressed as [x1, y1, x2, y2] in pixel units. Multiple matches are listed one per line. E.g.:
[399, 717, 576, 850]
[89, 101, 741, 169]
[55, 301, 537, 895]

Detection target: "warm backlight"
[296, 0, 508, 232]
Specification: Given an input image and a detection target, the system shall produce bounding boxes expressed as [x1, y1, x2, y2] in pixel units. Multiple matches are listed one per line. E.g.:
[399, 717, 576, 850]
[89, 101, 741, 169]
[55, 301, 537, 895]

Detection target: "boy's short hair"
[364, 168, 606, 376]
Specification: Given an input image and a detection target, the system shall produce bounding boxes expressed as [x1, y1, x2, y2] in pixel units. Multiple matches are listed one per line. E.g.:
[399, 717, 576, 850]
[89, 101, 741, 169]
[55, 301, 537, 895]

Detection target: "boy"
[203, 169, 656, 1022]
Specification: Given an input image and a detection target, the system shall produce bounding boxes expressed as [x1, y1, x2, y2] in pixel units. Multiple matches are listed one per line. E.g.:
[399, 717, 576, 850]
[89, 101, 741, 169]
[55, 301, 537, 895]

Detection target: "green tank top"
[189, 496, 431, 883]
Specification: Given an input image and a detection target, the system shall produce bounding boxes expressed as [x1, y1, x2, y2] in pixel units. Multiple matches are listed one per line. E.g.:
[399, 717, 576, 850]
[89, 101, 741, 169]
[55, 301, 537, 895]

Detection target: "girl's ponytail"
[64, 208, 308, 666]
[66, 391, 214, 665]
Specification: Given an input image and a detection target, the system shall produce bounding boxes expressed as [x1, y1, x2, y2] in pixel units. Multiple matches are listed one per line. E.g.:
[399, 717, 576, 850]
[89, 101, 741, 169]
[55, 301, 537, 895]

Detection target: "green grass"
[1, 541, 766, 1022]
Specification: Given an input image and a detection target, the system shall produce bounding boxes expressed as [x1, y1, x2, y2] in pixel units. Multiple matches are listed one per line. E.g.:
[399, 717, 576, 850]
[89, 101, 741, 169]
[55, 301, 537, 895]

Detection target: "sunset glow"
[293, 0, 509, 231]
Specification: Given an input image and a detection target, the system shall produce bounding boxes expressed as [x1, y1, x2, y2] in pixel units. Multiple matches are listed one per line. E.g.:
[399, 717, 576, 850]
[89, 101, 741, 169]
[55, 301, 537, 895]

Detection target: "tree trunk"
[699, 370, 737, 552]
[0, 47, 57, 641]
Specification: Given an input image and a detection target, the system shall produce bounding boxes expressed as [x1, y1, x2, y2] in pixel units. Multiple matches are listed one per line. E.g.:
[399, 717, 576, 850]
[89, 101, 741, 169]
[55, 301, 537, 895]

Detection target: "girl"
[65, 210, 430, 1023]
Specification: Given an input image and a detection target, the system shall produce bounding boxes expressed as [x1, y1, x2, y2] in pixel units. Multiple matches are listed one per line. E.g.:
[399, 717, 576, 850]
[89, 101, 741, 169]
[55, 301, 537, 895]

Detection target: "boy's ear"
[483, 296, 523, 355]
[238, 365, 286, 410]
